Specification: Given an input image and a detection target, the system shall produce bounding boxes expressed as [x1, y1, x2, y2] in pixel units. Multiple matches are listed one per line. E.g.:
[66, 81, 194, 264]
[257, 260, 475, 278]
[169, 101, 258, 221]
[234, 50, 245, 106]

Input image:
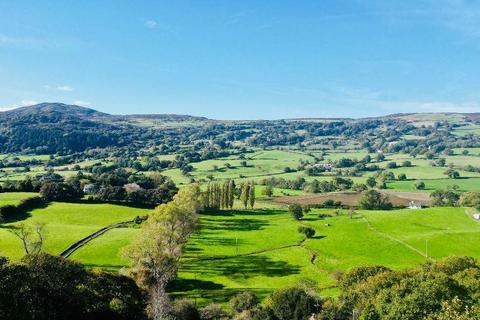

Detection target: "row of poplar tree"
[203, 180, 256, 209]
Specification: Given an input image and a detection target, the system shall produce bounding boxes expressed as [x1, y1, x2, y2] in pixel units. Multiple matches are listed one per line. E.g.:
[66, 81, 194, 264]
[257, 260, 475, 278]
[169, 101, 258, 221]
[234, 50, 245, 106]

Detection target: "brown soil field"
[273, 190, 431, 207]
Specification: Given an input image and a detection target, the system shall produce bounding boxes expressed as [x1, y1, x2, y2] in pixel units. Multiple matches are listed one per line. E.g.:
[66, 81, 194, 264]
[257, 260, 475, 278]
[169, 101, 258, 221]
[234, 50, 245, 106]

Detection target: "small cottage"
[408, 201, 422, 209]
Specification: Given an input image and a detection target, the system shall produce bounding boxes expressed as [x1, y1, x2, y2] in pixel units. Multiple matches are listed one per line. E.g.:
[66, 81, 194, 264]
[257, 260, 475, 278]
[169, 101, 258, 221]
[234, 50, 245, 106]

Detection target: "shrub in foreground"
[266, 287, 320, 320]
[0, 253, 145, 320]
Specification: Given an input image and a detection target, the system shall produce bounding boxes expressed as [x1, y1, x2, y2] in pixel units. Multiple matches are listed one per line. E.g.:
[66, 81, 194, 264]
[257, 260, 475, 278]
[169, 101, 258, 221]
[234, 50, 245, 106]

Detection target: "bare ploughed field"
[273, 190, 431, 207]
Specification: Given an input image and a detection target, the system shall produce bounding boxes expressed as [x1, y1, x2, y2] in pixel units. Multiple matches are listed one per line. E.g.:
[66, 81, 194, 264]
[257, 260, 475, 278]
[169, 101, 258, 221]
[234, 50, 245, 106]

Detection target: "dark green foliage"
[173, 299, 200, 320]
[430, 190, 460, 207]
[298, 226, 316, 238]
[460, 192, 480, 209]
[357, 190, 392, 210]
[402, 160, 412, 167]
[0, 253, 145, 320]
[230, 291, 259, 314]
[96, 186, 126, 202]
[414, 180, 426, 190]
[339, 265, 391, 290]
[289, 203, 303, 220]
[445, 168, 460, 179]
[0, 103, 134, 153]
[386, 161, 397, 169]
[267, 287, 320, 320]
[328, 257, 480, 320]
[258, 177, 303, 191]
[353, 183, 368, 192]
[366, 177, 377, 188]
[40, 182, 83, 201]
[262, 185, 274, 197]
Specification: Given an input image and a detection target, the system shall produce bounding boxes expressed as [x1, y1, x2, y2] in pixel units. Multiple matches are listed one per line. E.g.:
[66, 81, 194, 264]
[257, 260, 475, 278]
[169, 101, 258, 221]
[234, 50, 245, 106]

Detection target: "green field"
[167, 206, 480, 302]
[0, 201, 150, 260]
[453, 124, 480, 136]
[387, 177, 480, 192]
[0, 192, 38, 206]
[1, 194, 480, 305]
[160, 150, 316, 185]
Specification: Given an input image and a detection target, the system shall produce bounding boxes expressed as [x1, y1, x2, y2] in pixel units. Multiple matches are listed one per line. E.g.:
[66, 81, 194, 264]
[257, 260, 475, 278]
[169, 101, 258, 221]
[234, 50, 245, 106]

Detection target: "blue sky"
[1, 0, 480, 119]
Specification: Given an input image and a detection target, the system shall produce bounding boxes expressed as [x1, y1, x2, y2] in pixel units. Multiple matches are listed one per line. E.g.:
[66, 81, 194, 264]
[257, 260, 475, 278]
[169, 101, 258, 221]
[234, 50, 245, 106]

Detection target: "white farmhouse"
[408, 201, 422, 209]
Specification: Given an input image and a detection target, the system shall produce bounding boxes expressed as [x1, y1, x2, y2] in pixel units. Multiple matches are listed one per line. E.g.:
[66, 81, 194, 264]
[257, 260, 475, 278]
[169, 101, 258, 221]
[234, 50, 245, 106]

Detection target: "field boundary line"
[183, 239, 305, 262]
[60, 220, 134, 258]
[361, 216, 428, 259]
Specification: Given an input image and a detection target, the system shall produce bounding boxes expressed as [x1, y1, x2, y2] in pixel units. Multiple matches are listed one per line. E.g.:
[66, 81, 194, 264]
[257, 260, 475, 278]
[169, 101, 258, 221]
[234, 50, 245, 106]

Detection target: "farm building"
[408, 201, 422, 209]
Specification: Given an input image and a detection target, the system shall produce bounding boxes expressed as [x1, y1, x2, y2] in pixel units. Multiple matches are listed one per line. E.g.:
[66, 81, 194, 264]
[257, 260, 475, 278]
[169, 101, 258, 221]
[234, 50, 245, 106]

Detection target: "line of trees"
[203, 180, 236, 209]
[202, 180, 257, 210]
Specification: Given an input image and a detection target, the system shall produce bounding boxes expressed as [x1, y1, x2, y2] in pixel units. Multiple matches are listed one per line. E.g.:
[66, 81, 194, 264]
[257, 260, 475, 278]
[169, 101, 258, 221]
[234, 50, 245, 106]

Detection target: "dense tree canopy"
[0, 254, 145, 320]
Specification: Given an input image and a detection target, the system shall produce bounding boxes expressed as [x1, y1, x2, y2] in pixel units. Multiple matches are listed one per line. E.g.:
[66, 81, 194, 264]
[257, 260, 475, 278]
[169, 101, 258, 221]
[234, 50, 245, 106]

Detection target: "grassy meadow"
[0, 192, 38, 206]
[0, 201, 149, 260]
[0, 191, 479, 304]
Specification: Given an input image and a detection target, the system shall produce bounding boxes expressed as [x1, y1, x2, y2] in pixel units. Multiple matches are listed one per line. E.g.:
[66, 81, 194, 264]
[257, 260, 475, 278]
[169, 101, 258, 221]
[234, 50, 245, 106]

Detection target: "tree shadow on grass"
[301, 217, 318, 222]
[184, 236, 247, 257]
[181, 255, 301, 278]
[201, 218, 269, 232]
[202, 209, 286, 217]
[0, 201, 49, 224]
[193, 236, 246, 247]
[167, 279, 224, 292]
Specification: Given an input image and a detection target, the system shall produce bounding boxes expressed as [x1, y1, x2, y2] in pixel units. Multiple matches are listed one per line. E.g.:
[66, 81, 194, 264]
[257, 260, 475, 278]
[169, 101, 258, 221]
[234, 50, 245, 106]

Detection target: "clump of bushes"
[414, 180, 426, 190]
[288, 204, 304, 220]
[298, 226, 316, 238]
[357, 190, 392, 210]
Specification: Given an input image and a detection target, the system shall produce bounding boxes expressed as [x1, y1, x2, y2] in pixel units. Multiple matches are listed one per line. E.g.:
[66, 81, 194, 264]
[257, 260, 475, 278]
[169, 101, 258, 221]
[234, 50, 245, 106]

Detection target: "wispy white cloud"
[315, 84, 480, 116]
[56, 85, 73, 92]
[21, 100, 38, 106]
[73, 100, 91, 107]
[145, 20, 158, 29]
[378, 100, 480, 114]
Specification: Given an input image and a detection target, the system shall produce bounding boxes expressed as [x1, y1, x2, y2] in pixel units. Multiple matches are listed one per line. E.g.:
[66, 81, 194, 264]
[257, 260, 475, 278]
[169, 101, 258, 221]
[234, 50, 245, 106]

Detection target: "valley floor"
[1, 193, 479, 305]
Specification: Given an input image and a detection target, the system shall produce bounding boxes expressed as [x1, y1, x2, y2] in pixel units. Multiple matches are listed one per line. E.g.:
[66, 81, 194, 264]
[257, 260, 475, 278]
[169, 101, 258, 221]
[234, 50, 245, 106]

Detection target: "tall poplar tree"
[249, 182, 255, 209]
[241, 183, 250, 209]
[228, 180, 235, 209]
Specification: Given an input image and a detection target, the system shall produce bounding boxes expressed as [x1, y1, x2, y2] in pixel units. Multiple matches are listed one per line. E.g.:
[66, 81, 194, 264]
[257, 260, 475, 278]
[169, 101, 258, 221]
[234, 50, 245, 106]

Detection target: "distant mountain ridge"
[0, 103, 109, 120]
[0, 103, 211, 124]
[1, 102, 479, 123]
[0, 102, 479, 154]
